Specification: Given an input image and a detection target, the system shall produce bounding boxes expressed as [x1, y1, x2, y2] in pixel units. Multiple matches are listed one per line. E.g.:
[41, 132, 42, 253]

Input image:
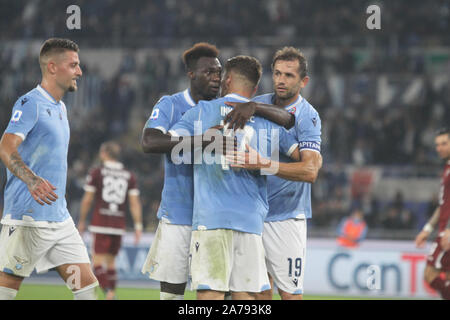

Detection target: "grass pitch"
[15, 283, 402, 300]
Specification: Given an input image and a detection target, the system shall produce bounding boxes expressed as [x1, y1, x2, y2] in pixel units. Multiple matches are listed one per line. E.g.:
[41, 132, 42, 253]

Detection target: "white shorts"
[0, 220, 91, 277]
[262, 218, 307, 294]
[141, 219, 191, 284]
[190, 229, 270, 293]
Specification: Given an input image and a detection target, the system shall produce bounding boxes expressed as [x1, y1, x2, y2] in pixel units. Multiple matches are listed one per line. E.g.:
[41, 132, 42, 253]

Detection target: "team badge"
[13, 256, 28, 271]
[150, 108, 159, 120]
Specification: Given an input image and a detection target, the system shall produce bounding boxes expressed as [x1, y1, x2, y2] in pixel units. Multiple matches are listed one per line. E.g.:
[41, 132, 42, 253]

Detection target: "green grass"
[14, 283, 405, 300]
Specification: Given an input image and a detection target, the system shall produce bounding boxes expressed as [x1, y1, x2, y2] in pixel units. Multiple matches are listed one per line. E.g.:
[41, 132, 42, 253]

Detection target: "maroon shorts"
[92, 233, 122, 256]
[426, 235, 450, 272]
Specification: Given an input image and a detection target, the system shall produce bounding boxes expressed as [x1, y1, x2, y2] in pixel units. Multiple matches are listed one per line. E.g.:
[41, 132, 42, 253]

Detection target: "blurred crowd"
[1, 0, 449, 236]
[1, 0, 449, 47]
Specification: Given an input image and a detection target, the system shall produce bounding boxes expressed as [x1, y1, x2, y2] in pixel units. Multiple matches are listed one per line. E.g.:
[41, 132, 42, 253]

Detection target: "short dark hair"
[182, 42, 219, 71]
[436, 127, 450, 137]
[39, 38, 79, 61]
[271, 47, 308, 78]
[100, 141, 121, 160]
[224, 55, 262, 88]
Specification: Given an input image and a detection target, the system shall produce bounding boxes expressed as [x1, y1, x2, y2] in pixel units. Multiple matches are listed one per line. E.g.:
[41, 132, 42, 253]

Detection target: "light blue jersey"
[145, 89, 196, 225]
[252, 93, 321, 221]
[2, 85, 71, 225]
[170, 94, 298, 235]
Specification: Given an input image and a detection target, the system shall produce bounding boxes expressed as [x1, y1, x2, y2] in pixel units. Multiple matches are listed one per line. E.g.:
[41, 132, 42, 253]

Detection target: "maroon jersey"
[438, 162, 450, 233]
[84, 161, 139, 235]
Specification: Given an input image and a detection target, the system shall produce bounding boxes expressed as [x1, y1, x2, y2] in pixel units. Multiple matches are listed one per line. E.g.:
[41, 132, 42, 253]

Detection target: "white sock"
[0, 286, 18, 300]
[160, 292, 184, 300]
[73, 281, 99, 300]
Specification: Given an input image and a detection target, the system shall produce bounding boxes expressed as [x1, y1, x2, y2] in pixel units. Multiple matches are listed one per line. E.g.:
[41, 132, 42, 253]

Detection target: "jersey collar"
[225, 93, 250, 102]
[183, 89, 196, 107]
[36, 85, 59, 104]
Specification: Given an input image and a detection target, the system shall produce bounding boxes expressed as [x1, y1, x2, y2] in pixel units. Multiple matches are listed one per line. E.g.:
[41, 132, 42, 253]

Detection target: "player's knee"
[73, 280, 99, 300]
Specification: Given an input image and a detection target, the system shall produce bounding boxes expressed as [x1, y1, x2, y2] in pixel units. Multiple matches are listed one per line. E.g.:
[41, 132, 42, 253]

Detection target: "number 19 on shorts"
[287, 257, 302, 277]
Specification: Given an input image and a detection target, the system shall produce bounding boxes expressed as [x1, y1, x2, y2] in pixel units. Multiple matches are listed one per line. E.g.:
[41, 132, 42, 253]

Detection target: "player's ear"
[300, 76, 309, 88]
[187, 70, 195, 80]
[47, 60, 58, 75]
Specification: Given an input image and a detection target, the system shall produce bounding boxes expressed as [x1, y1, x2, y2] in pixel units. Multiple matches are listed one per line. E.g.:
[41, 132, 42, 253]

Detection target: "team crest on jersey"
[287, 106, 296, 114]
[150, 108, 159, 120]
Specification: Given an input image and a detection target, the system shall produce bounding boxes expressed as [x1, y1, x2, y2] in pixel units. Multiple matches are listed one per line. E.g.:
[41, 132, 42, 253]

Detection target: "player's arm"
[78, 190, 95, 234]
[128, 193, 143, 245]
[271, 150, 322, 183]
[415, 207, 440, 248]
[0, 133, 58, 205]
[224, 101, 295, 130]
[141, 128, 184, 153]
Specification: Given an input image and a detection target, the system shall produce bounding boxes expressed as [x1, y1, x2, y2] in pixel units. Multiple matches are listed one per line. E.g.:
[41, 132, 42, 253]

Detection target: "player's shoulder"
[298, 97, 320, 119]
[252, 93, 273, 103]
[13, 88, 41, 108]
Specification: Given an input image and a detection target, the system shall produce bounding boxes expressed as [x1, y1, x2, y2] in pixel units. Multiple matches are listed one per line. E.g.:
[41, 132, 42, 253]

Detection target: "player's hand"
[224, 101, 257, 130]
[78, 221, 86, 234]
[203, 125, 237, 155]
[440, 229, 450, 251]
[415, 230, 430, 248]
[27, 176, 58, 206]
[225, 144, 271, 170]
[134, 229, 142, 245]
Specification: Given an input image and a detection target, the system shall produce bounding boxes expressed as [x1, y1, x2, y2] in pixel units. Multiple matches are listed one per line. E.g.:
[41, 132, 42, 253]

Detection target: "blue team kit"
[3, 85, 71, 223]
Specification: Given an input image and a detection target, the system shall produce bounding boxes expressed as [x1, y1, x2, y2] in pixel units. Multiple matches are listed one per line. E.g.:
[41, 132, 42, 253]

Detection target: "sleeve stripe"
[168, 129, 179, 137]
[300, 148, 321, 154]
[154, 126, 167, 134]
[286, 143, 299, 157]
[12, 132, 25, 141]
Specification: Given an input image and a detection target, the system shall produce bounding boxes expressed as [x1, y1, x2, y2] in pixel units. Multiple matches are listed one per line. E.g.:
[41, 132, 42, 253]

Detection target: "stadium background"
[0, 0, 449, 299]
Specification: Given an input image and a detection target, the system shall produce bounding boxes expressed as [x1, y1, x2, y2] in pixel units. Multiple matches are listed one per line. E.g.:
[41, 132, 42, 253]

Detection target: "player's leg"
[141, 220, 191, 300]
[56, 263, 98, 299]
[255, 273, 274, 300]
[0, 225, 53, 300]
[197, 289, 225, 300]
[36, 221, 98, 300]
[424, 237, 450, 299]
[229, 231, 270, 301]
[262, 219, 306, 300]
[104, 253, 118, 300]
[0, 272, 23, 299]
[190, 229, 233, 300]
[91, 233, 109, 293]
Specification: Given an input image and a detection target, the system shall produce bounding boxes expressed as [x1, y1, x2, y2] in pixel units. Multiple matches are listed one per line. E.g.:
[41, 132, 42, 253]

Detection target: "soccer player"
[140, 43, 223, 300]
[415, 128, 450, 300]
[224, 47, 322, 300]
[0, 38, 98, 300]
[170, 55, 301, 300]
[78, 141, 142, 300]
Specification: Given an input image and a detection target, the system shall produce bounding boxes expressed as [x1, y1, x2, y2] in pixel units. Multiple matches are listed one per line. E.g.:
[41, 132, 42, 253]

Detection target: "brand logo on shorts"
[292, 278, 298, 287]
[8, 226, 16, 236]
[13, 256, 28, 271]
[195, 242, 200, 252]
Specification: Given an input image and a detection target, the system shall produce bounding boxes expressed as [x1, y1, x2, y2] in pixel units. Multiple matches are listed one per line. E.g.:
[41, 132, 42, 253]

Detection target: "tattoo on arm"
[8, 151, 38, 188]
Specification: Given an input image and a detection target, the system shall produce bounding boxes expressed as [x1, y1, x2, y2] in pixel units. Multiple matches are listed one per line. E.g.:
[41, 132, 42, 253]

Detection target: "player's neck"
[40, 79, 64, 102]
[274, 93, 300, 108]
